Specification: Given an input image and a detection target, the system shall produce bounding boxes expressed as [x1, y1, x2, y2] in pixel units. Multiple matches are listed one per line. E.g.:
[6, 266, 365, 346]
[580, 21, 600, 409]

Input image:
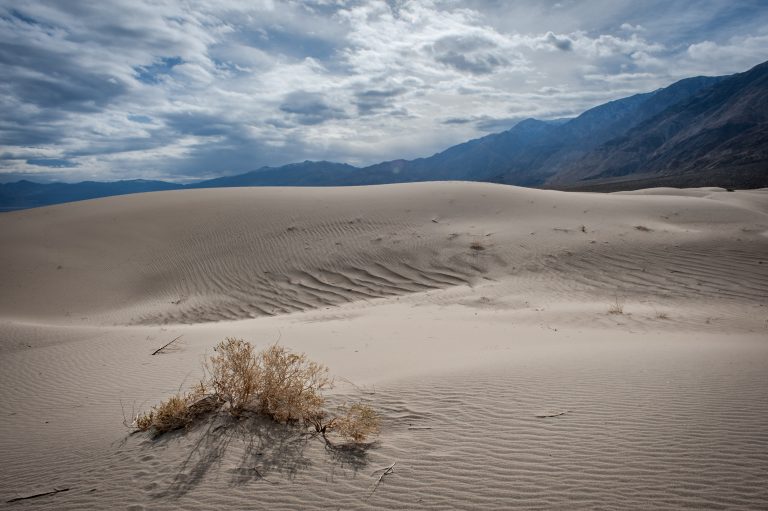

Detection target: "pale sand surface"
[1, 182, 767, 509]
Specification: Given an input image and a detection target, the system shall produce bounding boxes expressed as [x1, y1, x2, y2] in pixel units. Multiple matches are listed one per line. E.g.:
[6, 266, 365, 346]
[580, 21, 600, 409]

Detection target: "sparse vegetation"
[134, 383, 218, 435]
[323, 403, 381, 443]
[608, 296, 624, 314]
[470, 240, 485, 251]
[132, 339, 377, 443]
[206, 338, 260, 416]
[655, 311, 669, 320]
[253, 344, 332, 423]
[634, 225, 652, 232]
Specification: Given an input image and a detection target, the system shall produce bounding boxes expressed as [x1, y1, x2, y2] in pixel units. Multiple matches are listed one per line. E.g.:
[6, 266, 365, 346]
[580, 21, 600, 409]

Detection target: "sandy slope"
[1, 182, 767, 509]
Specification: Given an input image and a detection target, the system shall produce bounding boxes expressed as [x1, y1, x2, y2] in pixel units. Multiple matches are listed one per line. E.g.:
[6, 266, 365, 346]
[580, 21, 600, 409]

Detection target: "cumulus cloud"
[0, 0, 766, 182]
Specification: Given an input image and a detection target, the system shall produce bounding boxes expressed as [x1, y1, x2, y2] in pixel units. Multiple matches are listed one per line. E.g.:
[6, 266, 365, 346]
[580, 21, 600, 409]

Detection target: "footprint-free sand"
[1, 182, 767, 509]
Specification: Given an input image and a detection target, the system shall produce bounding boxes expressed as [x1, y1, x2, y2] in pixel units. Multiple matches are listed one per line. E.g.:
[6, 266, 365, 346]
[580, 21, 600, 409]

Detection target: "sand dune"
[1, 182, 767, 509]
[1, 183, 765, 325]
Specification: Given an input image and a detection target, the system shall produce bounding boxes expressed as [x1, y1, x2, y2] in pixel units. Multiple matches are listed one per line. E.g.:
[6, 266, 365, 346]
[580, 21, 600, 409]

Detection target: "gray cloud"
[432, 35, 512, 74]
[354, 87, 406, 115]
[279, 91, 347, 125]
[543, 31, 573, 51]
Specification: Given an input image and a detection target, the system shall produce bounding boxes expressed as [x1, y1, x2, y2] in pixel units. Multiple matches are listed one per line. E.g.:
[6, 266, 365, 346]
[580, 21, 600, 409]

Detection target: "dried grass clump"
[133, 339, 378, 443]
[608, 296, 624, 314]
[134, 383, 216, 435]
[327, 403, 381, 443]
[256, 344, 332, 423]
[207, 338, 260, 416]
[206, 339, 332, 422]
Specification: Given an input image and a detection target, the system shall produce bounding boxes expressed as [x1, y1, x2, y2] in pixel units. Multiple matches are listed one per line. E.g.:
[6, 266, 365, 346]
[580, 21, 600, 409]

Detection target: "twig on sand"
[407, 426, 432, 430]
[152, 335, 182, 355]
[7, 487, 70, 503]
[368, 462, 396, 499]
[535, 410, 569, 418]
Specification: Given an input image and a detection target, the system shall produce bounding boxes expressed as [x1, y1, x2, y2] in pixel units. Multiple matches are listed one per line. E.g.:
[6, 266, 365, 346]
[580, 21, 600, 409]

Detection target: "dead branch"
[368, 461, 396, 499]
[152, 335, 182, 355]
[7, 487, 70, 503]
[535, 410, 569, 418]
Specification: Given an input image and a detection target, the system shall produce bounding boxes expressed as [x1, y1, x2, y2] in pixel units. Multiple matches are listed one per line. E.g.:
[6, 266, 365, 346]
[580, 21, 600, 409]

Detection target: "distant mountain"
[360, 74, 724, 186]
[547, 60, 768, 190]
[2, 61, 766, 211]
[191, 161, 361, 188]
[0, 179, 182, 211]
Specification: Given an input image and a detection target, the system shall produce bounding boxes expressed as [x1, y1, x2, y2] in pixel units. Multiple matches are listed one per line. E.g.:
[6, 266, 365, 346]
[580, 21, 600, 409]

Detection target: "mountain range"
[3, 60, 767, 210]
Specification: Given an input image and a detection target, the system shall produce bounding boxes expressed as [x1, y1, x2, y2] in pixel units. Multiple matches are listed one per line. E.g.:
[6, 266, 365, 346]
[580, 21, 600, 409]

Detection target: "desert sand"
[1, 182, 767, 509]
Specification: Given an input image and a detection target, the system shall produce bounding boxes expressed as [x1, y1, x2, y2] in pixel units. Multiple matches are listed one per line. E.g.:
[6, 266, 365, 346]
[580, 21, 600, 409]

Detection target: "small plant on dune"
[133, 382, 217, 435]
[634, 225, 652, 232]
[655, 311, 669, 320]
[133, 339, 378, 443]
[324, 403, 381, 443]
[608, 296, 624, 314]
[255, 344, 332, 423]
[206, 337, 260, 416]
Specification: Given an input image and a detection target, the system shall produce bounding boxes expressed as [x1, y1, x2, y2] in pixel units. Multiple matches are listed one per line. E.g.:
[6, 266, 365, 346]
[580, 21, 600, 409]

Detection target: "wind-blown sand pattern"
[1, 182, 767, 509]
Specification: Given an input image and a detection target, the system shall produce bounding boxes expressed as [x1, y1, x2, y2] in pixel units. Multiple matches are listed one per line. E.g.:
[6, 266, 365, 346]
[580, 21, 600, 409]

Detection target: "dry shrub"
[206, 339, 332, 422]
[608, 297, 624, 314]
[207, 338, 259, 415]
[256, 345, 332, 423]
[134, 383, 216, 434]
[134, 339, 377, 443]
[470, 240, 485, 251]
[327, 403, 380, 443]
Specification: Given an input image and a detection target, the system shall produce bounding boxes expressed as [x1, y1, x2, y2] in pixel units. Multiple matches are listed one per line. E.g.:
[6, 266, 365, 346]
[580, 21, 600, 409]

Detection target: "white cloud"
[684, 34, 768, 74]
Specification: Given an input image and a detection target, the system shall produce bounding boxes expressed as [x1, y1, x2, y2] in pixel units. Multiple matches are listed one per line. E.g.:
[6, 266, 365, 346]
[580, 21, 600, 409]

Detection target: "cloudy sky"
[1, 0, 767, 183]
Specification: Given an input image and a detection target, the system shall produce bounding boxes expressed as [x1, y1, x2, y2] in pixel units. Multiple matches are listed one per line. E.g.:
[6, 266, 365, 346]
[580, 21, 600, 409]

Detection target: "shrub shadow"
[148, 412, 373, 497]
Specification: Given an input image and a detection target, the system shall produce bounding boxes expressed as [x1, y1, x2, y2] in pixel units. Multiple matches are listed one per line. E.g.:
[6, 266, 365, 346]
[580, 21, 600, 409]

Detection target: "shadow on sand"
[146, 412, 374, 497]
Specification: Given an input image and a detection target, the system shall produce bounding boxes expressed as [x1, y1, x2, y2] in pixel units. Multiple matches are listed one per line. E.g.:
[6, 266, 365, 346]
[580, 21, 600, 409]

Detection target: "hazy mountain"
[2, 61, 765, 211]
[547, 60, 768, 190]
[191, 161, 361, 188]
[0, 179, 182, 212]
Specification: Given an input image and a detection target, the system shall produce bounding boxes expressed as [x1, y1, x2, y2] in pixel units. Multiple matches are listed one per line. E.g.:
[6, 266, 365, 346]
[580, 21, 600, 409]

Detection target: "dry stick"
[152, 335, 182, 355]
[368, 462, 396, 499]
[535, 410, 569, 418]
[7, 488, 70, 503]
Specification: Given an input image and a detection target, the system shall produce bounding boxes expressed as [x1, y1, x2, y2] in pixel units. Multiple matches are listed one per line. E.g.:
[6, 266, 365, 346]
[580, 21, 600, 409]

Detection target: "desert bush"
[206, 338, 260, 416]
[134, 382, 217, 435]
[326, 403, 380, 443]
[134, 340, 377, 443]
[255, 344, 332, 423]
[608, 296, 624, 314]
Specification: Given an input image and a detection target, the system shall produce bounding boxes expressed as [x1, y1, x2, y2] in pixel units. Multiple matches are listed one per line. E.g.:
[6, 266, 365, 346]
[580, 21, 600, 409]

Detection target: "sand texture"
[1, 182, 767, 509]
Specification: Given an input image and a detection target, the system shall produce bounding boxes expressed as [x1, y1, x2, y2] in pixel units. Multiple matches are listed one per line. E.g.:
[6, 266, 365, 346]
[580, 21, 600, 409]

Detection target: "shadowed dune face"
[0, 182, 766, 326]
